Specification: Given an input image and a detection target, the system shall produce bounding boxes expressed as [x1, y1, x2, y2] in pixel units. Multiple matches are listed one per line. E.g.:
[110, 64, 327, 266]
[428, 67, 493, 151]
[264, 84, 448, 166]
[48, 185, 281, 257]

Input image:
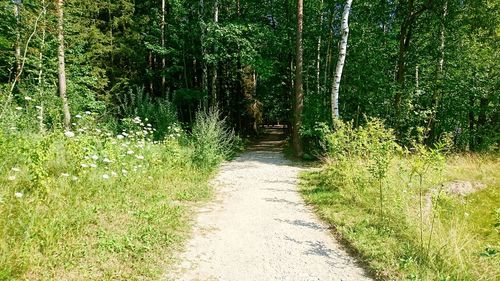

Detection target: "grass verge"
[300, 154, 499, 281]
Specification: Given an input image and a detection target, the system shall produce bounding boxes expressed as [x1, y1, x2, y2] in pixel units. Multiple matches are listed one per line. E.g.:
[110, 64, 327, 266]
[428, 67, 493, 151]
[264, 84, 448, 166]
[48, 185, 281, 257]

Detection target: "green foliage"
[190, 107, 237, 170]
[301, 120, 498, 280]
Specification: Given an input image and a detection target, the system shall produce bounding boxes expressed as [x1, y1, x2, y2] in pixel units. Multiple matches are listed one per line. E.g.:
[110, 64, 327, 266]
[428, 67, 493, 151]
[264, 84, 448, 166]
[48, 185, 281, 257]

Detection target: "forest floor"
[165, 128, 372, 281]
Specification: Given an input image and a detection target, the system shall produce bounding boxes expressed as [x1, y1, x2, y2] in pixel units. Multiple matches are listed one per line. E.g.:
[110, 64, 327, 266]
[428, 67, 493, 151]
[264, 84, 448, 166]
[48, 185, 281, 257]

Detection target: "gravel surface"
[165, 130, 372, 281]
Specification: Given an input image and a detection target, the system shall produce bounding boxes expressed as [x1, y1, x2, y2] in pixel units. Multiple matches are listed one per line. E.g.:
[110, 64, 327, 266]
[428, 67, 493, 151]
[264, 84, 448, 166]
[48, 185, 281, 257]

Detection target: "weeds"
[301, 120, 499, 280]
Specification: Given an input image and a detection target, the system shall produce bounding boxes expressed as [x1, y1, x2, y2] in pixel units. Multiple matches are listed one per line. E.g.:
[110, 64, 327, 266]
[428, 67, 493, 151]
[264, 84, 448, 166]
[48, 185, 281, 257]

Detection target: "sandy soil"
[165, 129, 372, 281]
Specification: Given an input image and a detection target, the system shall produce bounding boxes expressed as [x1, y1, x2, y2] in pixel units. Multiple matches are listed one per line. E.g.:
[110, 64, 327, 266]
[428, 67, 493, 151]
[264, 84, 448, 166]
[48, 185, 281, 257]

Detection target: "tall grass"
[301, 120, 499, 280]
[0, 107, 237, 280]
[190, 107, 238, 169]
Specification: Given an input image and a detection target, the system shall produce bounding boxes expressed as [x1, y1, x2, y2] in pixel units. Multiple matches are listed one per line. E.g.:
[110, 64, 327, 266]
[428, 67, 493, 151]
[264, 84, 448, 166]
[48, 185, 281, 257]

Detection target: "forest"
[0, 0, 498, 280]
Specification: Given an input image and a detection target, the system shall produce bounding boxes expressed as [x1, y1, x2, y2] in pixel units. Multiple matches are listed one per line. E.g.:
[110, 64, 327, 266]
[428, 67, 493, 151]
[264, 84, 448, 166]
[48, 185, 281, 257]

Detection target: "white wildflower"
[64, 131, 75, 138]
[102, 174, 110, 180]
[147, 123, 152, 127]
[35, 105, 42, 110]
[15, 107, 22, 111]
[103, 158, 112, 163]
[136, 155, 144, 160]
[11, 167, 21, 172]
[85, 111, 91, 115]
[72, 176, 78, 181]
[61, 173, 70, 177]
[127, 150, 134, 155]
[111, 171, 118, 177]
[148, 176, 153, 180]
[121, 169, 128, 174]
[8, 175, 16, 181]
[117, 134, 124, 139]
[81, 163, 89, 168]
[24, 96, 32, 101]
[78, 128, 85, 132]
[90, 155, 99, 161]
[75, 114, 82, 118]
[90, 163, 97, 168]
[15, 192, 23, 198]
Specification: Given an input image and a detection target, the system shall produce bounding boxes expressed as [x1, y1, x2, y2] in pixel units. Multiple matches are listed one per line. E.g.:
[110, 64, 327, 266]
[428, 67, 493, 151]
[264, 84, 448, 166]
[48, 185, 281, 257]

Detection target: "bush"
[190, 107, 237, 170]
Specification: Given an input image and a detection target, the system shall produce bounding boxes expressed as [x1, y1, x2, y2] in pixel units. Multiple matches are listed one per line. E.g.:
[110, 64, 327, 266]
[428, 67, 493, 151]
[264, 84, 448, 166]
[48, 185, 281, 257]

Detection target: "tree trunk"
[38, 0, 46, 87]
[14, 1, 21, 82]
[427, 0, 447, 141]
[210, 0, 219, 107]
[315, 0, 324, 97]
[292, 0, 304, 157]
[331, 0, 353, 120]
[394, 0, 433, 109]
[161, 0, 166, 96]
[56, 0, 71, 129]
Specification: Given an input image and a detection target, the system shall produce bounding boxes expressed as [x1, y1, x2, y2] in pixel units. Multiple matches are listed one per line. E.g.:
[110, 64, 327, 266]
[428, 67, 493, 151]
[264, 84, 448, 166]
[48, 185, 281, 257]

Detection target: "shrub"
[190, 107, 236, 170]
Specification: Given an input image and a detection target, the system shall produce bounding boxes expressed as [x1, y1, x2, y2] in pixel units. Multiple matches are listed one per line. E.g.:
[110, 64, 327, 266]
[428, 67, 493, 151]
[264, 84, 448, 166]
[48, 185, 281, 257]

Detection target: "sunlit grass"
[300, 153, 499, 280]
[0, 113, 230, 280]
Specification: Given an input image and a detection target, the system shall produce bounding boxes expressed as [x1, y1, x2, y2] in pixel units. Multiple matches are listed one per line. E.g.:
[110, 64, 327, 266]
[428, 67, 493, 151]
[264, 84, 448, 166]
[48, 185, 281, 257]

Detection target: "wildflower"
[121, 169, 128, 174]
[35, 105, 42, 110]
[122, 132, 129, 137]
[106, 132, 112, 137]
[37, 116, 43, 120]
[148, 176, 153, 180]
[11, 167, 21, 172]
[85, 111, 91, 115]
[91, 155, 99, 161]
[8, 175, 16, 181]
[96, 129, 102, 133]
[64, 131, 75, 138]
[72, 176, 78, 181]
[78, 128, 85, 132]
[102, 174, 110, 180]
[147, 123, 152, 127]
[75, 114, 82, 118]
[121, 143, 128, 148]
[81, 163, 89, 168]
[61, 173, 70, 177]
[117, 134, 124, 139]
[103, 158, 112, 163]
[15, 107, 22, 111]
[136, 155, 144, 160]
[24, 96, 32, 101]
[14, 192, 23, 198]
[90, 163, 97, 168]
[127, 150, 134, 155]
[111, 171, 118, 177]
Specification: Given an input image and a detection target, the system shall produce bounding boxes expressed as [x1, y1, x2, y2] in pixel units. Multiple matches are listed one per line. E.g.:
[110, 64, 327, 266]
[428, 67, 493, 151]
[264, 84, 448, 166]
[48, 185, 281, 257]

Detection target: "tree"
[292, 0, 304, 157]
[56, 0, 71, 129]
[331, 0, 353, 120]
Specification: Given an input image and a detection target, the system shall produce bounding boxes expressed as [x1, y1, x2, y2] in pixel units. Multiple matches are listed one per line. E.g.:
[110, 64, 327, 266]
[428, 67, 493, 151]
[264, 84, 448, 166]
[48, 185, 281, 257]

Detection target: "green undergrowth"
[300, 120, 499, 281]
[0, 109, 236, 280]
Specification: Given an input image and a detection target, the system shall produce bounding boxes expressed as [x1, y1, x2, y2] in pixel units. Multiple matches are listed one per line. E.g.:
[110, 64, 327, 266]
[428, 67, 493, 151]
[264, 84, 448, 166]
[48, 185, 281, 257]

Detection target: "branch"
[1, 12, 43, 117]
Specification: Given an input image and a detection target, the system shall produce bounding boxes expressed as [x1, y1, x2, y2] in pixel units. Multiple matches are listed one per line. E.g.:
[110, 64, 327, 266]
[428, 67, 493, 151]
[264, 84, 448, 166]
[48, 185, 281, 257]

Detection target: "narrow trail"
[165, 128, 372, 281]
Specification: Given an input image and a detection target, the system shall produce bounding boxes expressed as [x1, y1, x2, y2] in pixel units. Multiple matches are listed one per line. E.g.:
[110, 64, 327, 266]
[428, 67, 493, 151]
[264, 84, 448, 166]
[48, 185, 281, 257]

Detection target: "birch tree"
[331, 0, 353, 120]
[56, 0, 71, 129]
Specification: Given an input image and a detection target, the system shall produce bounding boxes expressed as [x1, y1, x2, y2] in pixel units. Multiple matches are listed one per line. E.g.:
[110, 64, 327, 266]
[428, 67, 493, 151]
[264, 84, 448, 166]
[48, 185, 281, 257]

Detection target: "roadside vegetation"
[0, 104, 238, 280]
[300, 120, 499, 281]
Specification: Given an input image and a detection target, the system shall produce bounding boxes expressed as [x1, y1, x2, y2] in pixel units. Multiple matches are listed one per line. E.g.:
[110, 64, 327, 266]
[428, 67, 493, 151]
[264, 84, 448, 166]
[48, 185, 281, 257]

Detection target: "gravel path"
[165, 129, 372, 281]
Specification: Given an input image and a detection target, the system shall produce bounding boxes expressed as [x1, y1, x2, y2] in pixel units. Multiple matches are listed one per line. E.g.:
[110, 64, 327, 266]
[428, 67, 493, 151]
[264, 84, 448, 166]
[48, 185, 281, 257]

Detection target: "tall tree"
[394, 0, 433, 109]
[56, 0, 71, 129]
[292, 0, 304, 157]
[331, 0, 353, 120]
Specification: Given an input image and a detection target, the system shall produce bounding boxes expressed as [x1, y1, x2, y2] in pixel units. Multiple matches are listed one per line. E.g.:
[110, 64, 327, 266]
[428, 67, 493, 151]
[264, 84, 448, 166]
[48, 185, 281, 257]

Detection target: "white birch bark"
[315, 0, 324, 97]
[331, 0, 353, 120]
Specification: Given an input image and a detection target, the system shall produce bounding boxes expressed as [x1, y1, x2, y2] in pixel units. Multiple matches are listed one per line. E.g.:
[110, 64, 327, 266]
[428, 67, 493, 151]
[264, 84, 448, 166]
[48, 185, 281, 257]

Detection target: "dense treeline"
[0, 0, 498, 150]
